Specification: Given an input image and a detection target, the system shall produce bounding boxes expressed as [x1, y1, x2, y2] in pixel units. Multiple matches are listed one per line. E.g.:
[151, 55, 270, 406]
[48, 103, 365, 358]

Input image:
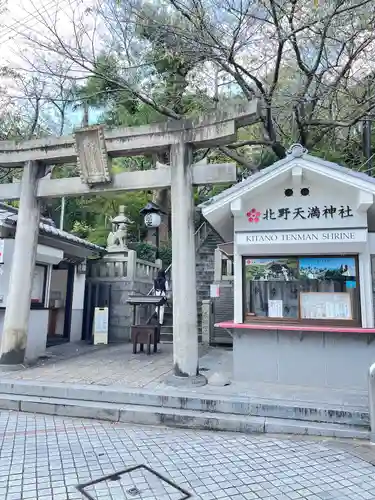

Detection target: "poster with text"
[300, 292, 352, 320]
[268, 299, 283, 317]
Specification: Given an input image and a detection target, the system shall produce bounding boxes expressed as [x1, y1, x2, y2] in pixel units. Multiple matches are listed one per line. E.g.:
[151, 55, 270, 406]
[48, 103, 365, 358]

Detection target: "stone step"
[0, 393, 368, 439]
[160, 333, 173, 343]
[0, 379, 368, 428]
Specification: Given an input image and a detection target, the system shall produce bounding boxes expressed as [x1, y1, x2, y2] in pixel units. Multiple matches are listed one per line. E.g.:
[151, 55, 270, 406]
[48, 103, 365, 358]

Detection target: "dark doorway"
[47, 261, 75, 347]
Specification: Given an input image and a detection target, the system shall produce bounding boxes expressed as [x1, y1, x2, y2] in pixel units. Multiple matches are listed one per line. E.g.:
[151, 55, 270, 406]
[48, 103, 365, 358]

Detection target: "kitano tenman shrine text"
[241, 230, 365, 244]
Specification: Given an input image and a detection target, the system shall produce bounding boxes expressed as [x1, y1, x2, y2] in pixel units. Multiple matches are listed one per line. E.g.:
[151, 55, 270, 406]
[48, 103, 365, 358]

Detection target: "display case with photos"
[243, 256, 359, 324]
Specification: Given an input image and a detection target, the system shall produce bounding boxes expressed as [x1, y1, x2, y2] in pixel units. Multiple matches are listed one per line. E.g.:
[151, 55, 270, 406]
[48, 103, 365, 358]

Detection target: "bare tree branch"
[219, 146, 259, 172]
[7, 0, 375, 165]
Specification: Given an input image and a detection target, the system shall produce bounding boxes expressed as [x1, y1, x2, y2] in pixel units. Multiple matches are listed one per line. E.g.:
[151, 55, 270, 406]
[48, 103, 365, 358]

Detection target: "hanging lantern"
[144, 212, 161, 228]
[140, 201, 164, 228]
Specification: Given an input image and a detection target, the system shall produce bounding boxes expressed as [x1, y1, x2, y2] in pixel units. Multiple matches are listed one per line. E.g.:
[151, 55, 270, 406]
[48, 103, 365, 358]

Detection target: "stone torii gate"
[0, 102, 259, 385]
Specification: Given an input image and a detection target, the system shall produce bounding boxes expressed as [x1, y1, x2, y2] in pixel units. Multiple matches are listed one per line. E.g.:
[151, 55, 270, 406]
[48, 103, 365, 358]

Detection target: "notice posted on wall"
[300, 292, 352, 320]
[31, 266, 45, 304]
[268, 299, 283, 318]
[210, 284, 220, 298]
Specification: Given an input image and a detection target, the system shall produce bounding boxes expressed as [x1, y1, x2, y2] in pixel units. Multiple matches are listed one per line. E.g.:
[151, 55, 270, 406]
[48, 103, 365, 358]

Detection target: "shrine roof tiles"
[0, 203, 104, 253]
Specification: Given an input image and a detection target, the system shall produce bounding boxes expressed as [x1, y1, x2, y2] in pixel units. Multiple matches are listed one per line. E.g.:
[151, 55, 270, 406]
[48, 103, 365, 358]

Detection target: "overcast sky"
[2, 0, 61, 63]
[1, 0, 93, 67]
[0, 0, 102, 129]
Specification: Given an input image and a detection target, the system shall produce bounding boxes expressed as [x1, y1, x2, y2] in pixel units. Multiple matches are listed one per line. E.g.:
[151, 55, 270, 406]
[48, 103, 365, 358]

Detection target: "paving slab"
[0, 410, 375, 499]
[6, 342, 176, 387]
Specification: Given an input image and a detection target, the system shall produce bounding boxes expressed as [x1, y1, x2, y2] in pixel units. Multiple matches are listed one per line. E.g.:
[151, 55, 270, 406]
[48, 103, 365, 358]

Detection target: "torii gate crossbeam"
[0, 102, 260, 387]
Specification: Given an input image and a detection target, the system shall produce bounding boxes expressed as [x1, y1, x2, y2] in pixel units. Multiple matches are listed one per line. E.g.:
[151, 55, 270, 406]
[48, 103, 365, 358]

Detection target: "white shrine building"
[201, 144, 375, 391]
[0, 202, 104, 361]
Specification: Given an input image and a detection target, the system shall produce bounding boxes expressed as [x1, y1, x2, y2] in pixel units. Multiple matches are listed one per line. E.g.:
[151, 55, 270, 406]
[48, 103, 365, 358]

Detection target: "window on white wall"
[243, 256, 360, 325]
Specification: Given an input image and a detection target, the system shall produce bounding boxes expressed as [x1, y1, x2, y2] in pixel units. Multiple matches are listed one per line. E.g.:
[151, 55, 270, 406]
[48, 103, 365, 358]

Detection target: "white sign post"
[0, 239, 4, 264]
[93, 307, 109, 345]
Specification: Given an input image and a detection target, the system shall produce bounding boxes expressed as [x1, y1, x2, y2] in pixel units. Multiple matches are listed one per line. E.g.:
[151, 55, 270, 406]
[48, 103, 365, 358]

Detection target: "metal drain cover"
[76, 464, 192, 499]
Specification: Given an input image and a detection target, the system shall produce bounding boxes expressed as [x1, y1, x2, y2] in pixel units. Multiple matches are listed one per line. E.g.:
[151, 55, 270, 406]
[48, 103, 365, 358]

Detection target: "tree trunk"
[152, 151, 171, 245]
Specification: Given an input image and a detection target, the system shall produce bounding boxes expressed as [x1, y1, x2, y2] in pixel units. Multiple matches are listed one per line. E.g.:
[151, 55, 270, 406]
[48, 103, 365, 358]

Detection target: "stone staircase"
[158, 221, 223, 343]
[195, 226, 224, 338]
[0, 379, 369, 439]
[159, 298, 174, 342]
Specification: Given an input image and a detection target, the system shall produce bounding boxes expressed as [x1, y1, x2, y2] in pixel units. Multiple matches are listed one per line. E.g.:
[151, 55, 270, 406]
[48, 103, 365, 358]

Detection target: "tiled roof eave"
[0, 211, 105, 253]
[39, 223, 105, 252]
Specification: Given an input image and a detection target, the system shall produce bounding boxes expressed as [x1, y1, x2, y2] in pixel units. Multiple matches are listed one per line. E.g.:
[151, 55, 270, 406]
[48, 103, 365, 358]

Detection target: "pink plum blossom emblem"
[246, 208, 261, 223]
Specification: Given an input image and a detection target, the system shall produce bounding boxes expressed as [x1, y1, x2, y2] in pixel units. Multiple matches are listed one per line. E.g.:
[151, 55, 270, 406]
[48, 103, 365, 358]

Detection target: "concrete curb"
[0, 393, 369, 440]
[0, 379, 368, 427]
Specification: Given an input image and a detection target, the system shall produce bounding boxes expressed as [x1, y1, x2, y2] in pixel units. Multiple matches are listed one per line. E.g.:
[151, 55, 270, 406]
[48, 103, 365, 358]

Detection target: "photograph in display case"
[245, 258, 298, 281]
[299, 257, 356, 280]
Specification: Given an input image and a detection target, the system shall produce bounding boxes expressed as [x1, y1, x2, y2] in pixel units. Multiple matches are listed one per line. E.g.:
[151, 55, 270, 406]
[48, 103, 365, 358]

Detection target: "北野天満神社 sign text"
[236, 229, 367, 245]
[246, 205, 354, 224]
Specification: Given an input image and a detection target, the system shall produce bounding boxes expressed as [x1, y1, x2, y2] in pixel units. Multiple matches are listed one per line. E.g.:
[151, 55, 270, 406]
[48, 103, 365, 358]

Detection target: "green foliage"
[131, 241, 155, 262]
[66, 190, 150, 247]
[105, 101, 164, 128]
[44, 157, 152, 248]
[311, 139, 366, 170]
[71, 220, 92, 239]
[158, 244, 172, 268]
[83, 226, 110, 247]
[76, 53, 164, 127]
[130, 241, 172, 268]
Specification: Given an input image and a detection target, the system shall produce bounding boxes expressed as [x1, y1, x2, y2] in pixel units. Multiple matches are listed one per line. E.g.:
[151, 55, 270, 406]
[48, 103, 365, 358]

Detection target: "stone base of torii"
[0, 102, 259, 386]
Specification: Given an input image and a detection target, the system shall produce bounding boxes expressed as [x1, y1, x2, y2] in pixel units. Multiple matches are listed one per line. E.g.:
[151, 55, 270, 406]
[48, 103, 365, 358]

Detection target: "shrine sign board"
[236, 228, 368, 245]
[74, 126, 112, 185]
[258, 204, 354, 222]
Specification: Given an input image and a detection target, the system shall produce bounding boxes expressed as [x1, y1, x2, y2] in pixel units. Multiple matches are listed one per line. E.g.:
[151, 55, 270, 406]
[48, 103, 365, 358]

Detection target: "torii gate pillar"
[0, 162, 43, 366]
[168, 140, 205, 385]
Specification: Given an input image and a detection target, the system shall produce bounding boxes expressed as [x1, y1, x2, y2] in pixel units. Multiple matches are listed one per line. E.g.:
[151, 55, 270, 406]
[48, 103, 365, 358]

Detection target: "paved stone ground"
[5, 343, 177, 388]
[0, 410, 375, 500]
[1, 342, 368, 408]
